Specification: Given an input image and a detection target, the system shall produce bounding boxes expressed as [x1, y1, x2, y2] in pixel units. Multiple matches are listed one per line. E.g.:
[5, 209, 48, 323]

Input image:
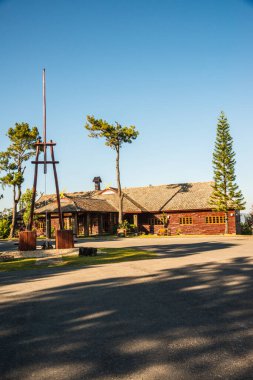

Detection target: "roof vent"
[93, 176, 102, 191]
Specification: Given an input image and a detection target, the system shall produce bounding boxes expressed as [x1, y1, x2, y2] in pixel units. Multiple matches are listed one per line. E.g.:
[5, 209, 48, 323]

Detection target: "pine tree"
[209, 111, 245, 234]
[85, 116, 139, 224]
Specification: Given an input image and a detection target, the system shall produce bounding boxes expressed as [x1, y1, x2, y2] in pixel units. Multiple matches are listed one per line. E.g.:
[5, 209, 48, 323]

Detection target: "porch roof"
[34, 192, 117, 214]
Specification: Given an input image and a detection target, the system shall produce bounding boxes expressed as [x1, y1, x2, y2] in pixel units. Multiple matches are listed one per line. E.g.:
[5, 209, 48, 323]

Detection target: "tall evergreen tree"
[209, 111, 245, 234]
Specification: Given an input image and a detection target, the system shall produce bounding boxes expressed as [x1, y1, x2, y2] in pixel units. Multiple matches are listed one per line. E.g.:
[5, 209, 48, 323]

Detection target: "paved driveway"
[1, 236, 253, 379]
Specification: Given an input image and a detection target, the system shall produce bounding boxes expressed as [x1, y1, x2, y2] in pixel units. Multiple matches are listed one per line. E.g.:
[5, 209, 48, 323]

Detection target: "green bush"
[0, 219, 11, 238]
[240, 214, 253, 235]
[118, 220, 137, 233]
[240, 222, 252, 235]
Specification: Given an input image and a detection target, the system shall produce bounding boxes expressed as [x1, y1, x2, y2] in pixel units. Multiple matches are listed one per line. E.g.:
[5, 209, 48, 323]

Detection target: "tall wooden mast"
[28, 69, 64, 231]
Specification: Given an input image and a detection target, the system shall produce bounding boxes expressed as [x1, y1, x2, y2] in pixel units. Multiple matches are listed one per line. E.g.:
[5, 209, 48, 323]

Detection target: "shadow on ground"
[0, 241, 238, 286]
[0, 255, 253, 379]
[128, 241, 238, 257]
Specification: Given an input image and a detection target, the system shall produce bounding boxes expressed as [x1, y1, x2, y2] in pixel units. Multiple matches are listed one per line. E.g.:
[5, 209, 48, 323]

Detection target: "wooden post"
[50, 142, 64, 230]
[83, 213, 89, 236]
[46, 213, 51, 239]
[87, 213, 90, 236]
[73, 213, 78, 236]
[28, 145, 40, 231]
[134, 214, 138, 233]
[98, 214, 103, 235]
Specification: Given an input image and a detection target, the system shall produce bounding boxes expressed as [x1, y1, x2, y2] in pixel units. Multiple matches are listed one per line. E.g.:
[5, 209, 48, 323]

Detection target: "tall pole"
[43, 68, 47, 174]
[28, 145, 40, 231]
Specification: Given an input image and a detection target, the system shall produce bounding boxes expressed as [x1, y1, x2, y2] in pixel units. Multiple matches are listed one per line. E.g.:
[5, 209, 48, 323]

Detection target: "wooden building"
[34, 181, 241, 236]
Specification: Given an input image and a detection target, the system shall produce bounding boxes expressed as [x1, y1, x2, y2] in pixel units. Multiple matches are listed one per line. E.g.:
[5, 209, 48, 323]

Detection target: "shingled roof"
[122, 182, 214, 212]
[34, 181, 214, 214]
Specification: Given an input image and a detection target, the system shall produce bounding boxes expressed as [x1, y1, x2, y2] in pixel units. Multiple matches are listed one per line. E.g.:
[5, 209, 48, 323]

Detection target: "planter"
[19, 230, 37, 251]
[55, 230, 74, 249]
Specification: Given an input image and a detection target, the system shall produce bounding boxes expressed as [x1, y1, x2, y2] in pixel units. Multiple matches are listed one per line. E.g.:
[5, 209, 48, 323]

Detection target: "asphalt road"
[1, 236, 253, 379]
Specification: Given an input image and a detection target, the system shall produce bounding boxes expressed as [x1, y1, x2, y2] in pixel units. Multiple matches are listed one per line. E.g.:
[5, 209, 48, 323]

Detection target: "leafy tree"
[85, 116, 139, 224]
[20, 188, 37, 229]
[0, 218, 11, 238]
[0, 123, 39, 237]
[209, 111, 245, 234]
[0, 208, 12, 219]
[0, 208, 12, 238]
[240, 215, 253, 235]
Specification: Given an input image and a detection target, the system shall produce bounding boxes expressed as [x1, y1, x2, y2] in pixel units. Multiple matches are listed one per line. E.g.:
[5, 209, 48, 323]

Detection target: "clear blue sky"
[0, 0, 252, 211]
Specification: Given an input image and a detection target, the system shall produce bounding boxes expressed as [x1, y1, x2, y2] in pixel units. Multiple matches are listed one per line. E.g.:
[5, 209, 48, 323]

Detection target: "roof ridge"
[122, 181, 214, 191]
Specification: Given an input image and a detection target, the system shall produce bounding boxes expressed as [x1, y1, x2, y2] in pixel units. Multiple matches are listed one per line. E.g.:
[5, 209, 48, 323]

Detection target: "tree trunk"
[9, 183, 22, 238]
[9, 188, 17, 238]
[116, 147, 123, 224]
[225, 211, 229, 234]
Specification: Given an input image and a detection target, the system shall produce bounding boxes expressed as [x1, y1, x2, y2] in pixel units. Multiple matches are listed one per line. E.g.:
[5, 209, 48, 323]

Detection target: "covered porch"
[35, 211, 118, 238]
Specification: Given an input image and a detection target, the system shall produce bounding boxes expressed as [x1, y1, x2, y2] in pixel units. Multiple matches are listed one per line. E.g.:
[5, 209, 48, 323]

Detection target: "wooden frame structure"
[28, 69, 63, 232]
[28, 140, 63, 231]
[19, 69, 73, 250]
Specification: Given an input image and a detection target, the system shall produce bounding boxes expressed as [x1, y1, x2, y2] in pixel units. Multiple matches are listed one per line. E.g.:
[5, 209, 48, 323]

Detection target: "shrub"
[240, 214, 253, 235]
[118, 221, 137, 233]
[157, 228, 167, 236]
[0, 218, 11, 238]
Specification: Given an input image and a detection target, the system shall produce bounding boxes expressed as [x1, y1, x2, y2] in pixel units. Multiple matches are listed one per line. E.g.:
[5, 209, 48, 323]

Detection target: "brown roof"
[123, 182, 214, 212]
[34, 181, 214, 214]
[35, 192, 117, 214]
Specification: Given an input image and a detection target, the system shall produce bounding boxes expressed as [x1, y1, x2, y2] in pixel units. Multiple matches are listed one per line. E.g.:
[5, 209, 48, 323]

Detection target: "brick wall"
[172, 211, 236, 235]
[139, 210, 237, 235]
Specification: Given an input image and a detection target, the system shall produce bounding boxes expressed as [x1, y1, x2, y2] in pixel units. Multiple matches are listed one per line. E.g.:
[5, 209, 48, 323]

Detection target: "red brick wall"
[168, 211, 236, 235]
[139, 210, 237, 235]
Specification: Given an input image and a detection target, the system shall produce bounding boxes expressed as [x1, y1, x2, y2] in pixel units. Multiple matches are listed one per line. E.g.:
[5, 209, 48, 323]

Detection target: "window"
[179, 217, 193, 225]
[148, 218, 163, 226]
[206, 216, 225, 224]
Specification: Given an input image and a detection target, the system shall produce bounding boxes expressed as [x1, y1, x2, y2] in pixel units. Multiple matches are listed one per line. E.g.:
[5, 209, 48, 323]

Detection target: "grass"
[0, 258, 37, 272]
[0, 248, 156, 272]
[62, 248, 156, 266]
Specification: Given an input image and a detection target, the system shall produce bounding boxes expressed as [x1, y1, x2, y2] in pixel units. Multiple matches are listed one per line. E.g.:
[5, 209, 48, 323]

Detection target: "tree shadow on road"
[0, 255, 253, 379]
[129, 241, 237, 257]
[0, 240, 239, 287]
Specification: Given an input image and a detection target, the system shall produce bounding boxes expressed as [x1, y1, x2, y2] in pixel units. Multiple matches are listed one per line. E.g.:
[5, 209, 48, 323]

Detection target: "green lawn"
[0, 258, 37, 272]
[0, 248, 156, 272]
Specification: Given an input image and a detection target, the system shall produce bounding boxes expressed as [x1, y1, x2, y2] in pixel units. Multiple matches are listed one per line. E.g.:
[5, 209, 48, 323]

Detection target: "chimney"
[93, 176, 102, 191]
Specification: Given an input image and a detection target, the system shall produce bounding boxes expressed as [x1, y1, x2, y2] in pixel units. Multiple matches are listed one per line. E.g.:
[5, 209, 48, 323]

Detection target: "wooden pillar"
[86, 213, 90, 236]
[134, 214, 138, 232]
[73, 213, 78, 236]
[46, 213, 51, 238]
[98, 214, 103, 235]
[84, 213, 89, 236]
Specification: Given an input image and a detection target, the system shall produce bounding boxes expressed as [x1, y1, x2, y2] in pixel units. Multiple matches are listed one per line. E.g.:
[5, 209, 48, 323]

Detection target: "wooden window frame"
[179, 217, 193, 225]
[205, 216, 225, 224]
[148, 217, 163, 226]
